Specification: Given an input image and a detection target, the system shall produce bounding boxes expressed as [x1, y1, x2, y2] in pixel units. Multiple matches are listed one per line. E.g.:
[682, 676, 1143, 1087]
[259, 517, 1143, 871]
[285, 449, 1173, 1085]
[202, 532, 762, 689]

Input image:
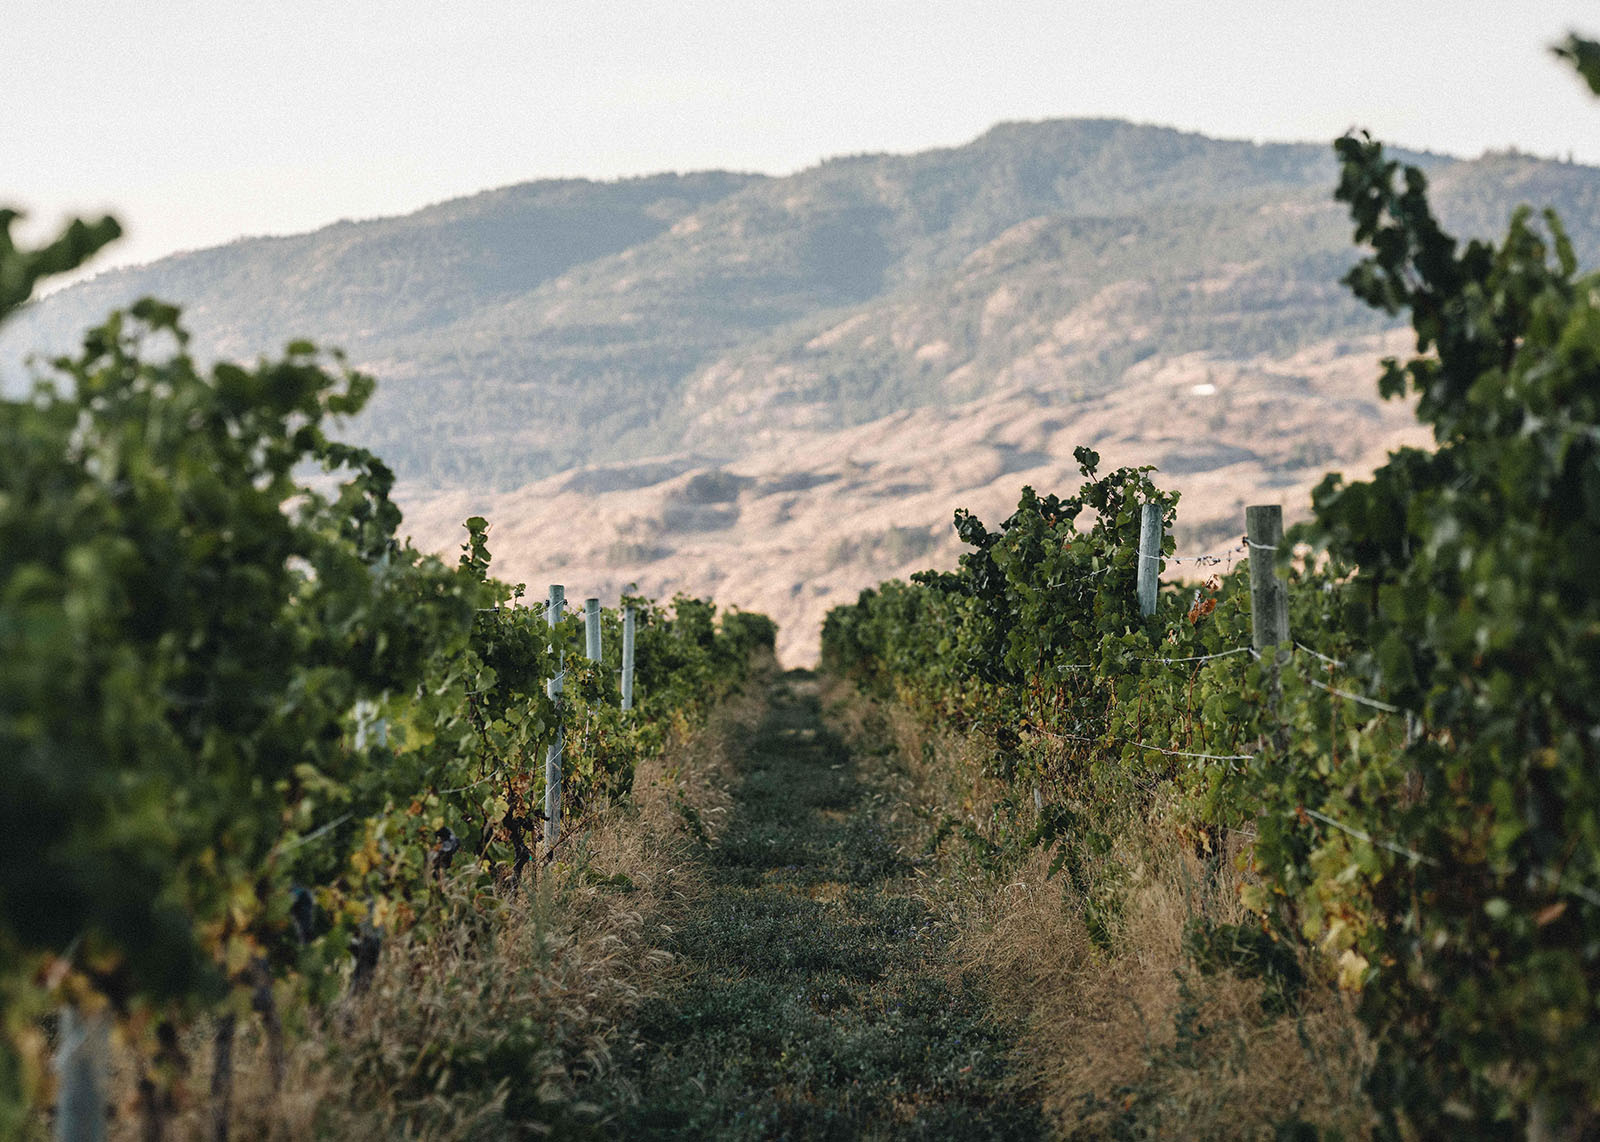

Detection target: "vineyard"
[8, 39, 1600, 1142]
[821, 123, 1600, 1136]
[0, 213, 776, 1137]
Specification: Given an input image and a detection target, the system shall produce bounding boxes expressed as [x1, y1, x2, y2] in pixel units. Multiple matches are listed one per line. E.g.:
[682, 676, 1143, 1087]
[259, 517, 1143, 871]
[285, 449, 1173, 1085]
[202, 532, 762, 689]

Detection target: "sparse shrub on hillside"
[605, 538, 672, 566]
[681, 469, 749, 505]
[822, 525, 938, 572]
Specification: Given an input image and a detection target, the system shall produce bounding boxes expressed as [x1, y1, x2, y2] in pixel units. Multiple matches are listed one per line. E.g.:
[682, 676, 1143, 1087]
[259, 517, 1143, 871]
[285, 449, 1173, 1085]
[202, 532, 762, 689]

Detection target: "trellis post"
[585, 597, 602, 663]
[621, 606, 636, 711]
[1137, 503, 1162, 618]
[545, 585, 565, 848]
[1245, 506, 1290, 650]
[54, 1005, 107, 1142]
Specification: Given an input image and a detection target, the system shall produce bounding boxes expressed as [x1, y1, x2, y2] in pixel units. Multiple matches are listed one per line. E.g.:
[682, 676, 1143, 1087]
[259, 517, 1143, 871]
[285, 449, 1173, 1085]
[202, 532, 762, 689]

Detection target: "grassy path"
[607, 670, 1043, 1140]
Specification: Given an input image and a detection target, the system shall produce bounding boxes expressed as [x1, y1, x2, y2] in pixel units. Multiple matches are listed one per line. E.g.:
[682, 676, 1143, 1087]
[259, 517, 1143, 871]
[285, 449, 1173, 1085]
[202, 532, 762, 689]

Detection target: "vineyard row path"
[605, 669, 1044, 1139]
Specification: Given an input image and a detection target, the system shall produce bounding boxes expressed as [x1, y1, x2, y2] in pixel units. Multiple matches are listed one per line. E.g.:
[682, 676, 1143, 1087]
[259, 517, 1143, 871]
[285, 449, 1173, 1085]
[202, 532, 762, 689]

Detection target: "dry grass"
[94, 682, 763, 1141]
[825, 682, 1375, 1140]
[971, 845, 1373, 1139]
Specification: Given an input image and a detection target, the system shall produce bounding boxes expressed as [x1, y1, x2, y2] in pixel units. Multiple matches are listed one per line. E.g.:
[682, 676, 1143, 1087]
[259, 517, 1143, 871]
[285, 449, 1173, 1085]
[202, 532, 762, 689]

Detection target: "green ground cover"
[605, 670, 1043, 1140]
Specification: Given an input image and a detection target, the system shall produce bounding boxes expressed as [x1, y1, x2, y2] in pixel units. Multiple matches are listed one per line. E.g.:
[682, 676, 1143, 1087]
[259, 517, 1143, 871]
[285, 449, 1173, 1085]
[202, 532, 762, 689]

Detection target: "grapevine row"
[822, 127, 1600, 1136]
[0, 220, 775, 1133]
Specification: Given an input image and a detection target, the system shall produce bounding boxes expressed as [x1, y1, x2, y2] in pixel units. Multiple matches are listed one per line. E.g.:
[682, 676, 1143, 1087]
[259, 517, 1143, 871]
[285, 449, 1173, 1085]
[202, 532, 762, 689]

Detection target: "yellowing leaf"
[1336, 949, 1370, 992]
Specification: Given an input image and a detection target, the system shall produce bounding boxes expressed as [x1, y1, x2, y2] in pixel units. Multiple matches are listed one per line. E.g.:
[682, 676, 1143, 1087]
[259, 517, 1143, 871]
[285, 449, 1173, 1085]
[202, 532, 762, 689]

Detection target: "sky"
[6, 0, 1600, 276]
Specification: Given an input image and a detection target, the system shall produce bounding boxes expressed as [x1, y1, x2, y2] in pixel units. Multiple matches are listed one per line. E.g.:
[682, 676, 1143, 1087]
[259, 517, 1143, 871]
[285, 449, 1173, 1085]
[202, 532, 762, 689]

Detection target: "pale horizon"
[8, 0, 1600, 278]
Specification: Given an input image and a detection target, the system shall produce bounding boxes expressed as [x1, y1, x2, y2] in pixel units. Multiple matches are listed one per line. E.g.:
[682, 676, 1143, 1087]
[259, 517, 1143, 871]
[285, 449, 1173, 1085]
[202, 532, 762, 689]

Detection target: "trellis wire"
[1146, 645, 1254, 665]
[1301, 807, 1435, 865]
[1048, 540, 1246, 587]
[1030, 725, 1255, 763]
[1168, 541, 1248, 566]
[1294, 641, 1348, 668]
[1304, 676, 1404, 713]
[1141, 542, 1248, 566]
[1055, 643, 1259, 673]
[273, 813, 354, 856]
[1046, 563, 1115, 587]
[434, 774, 494, 798]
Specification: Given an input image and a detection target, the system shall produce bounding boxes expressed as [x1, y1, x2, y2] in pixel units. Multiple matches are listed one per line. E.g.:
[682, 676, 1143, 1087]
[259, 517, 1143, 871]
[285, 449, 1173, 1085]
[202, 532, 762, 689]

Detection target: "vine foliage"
[0, 211, 775, 1131]
[824, 38, 1600, 1134]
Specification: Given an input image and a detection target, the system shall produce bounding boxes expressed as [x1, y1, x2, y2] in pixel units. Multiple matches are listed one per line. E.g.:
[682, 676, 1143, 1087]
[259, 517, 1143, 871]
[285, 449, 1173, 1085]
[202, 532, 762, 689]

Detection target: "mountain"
[8, 121, 1600, 662]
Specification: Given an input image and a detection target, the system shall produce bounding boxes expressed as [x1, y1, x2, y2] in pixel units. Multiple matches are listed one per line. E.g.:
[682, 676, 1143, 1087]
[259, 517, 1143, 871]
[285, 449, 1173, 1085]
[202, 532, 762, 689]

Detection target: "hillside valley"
[7, 119, 1598, 662]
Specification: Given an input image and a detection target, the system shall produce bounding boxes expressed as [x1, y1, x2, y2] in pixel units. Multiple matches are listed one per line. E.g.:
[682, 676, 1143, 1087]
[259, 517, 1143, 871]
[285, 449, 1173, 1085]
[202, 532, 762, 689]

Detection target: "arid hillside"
[11, 120, 1588, 661]
[401, 326, 1426, 665]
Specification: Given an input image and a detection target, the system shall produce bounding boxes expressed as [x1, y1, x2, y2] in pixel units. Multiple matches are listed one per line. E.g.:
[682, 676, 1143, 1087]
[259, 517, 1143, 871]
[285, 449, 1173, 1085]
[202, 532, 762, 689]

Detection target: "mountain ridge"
[8, 118, 1600, 660]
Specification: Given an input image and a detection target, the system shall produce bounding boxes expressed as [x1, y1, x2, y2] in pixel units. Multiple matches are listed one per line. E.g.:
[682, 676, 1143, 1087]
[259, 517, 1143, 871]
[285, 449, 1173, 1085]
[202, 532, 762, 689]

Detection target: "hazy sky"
[7, 1, 1599, 274]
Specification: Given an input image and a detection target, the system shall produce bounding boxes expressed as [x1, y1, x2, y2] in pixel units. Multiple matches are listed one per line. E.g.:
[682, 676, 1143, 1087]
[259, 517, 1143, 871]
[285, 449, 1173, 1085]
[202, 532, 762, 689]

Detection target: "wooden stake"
[621, 606, 636, 712]
[545, 585, 565, 848]
[208, 1013, 235, 1142]
[1245, 505, 1290, 650]
[250, 960, 284, 1094]
[585, 597, 602, 663]
[54, 1005, 107, 1142]
[1137, 503, 1162, 618]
